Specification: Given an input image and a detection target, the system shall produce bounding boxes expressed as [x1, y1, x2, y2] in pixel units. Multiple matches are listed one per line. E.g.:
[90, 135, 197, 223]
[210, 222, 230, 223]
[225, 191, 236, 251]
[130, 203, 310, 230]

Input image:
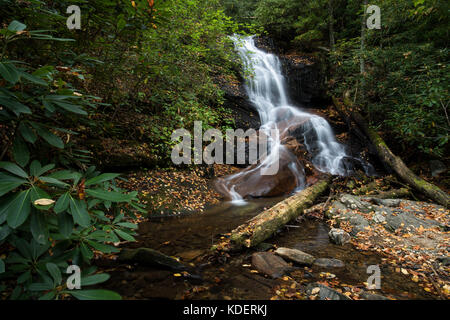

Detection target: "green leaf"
[0, 161, 29, 178]
[80, 242, 94, 262]
[28, 282, 54, 291]
[0, 62, 20, 85]
[29, 186, 50, 203]
[19, 123, 37, 144]
[116, 222, 138, 230]
[46, 263, 62, 286]
[86, 240, 119, 254]
[29, 160, 42, 177]
[0, 97, 31, 116]
[30, 123, 64, 149]
[12, 136, 30, 168]
[0, 173, 26, 197]
[52, 101, 88, 115]
[40, 176, 69, 188]
[69, 197, 90, 227]
[19, 71, 48, 86]
[57, 212, 73, 238]
[0, 258, 4, 274]
[0, 225, 12, 241]
[46, 170, 82, 184]
[54, 192, 70, 214]
[36, 164, 55, 177]
[81, 273, 110, 286]
[30, 211, 49, 245]
[114, 229, 135, 242]
[85, 174, 120, 186]
[8, 20, 26, 32]
[68, 289, 121, 300]
[38, 291, 56, 300]
[85, 189, 136, 202]
[6, 190, 31, 229]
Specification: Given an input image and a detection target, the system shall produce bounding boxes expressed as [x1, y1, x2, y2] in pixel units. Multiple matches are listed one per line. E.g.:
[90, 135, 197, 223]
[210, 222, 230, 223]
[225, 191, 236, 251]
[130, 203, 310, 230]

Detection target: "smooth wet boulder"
[251, 252, 294, 279]
[119, 248, 186, 271]
[274, 247, 315, 266]
[306, 283, 350, 300]
[360, 291, 390, 300]
[313, 258, 345, 269]
[328, 228, 351, 246]
[219, 148, 303, 199]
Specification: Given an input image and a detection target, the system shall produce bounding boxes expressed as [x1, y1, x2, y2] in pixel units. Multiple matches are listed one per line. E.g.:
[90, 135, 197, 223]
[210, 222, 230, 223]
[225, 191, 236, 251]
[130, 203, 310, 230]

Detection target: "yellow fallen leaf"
[34, 199, 55, 206]
[311, 287, 320, 295]
[173, 273, 182, 277]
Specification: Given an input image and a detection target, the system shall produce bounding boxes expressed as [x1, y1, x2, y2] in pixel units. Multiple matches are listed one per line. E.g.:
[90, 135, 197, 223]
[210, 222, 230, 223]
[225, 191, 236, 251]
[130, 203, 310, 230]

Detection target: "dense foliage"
[0, 0, 251, 300]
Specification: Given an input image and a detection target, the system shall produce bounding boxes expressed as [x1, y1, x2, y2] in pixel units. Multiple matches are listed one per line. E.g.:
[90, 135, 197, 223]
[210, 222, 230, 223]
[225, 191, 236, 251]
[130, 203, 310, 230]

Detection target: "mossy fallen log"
[333, 97, 449, 208]
[228, 178, 331, 250]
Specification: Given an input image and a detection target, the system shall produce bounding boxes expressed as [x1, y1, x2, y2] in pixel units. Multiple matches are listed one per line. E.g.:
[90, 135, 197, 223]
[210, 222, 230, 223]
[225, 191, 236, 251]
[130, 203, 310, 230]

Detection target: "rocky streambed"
[97, 184, 449, 300]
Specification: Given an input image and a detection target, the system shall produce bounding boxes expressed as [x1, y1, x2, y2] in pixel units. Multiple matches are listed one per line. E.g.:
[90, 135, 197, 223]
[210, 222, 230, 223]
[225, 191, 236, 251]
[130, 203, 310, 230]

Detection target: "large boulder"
[251, 252, 294, 279]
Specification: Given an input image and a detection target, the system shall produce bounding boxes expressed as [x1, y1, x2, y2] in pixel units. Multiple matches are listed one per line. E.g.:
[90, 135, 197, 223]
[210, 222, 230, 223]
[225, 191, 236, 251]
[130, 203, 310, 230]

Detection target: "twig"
[429, 264, 446, 300]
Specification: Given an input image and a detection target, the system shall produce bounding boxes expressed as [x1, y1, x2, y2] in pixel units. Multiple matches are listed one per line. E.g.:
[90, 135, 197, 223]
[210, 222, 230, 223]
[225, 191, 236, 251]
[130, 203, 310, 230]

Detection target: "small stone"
[437, 256, 450, 266]
[313, 258, 345, 269]
[360, 291, 390, 300]
[274, 247, 315, 266]
[306, 283, 350, 300]
[373, 213, 386, 224]
[328, 228, 351, 245]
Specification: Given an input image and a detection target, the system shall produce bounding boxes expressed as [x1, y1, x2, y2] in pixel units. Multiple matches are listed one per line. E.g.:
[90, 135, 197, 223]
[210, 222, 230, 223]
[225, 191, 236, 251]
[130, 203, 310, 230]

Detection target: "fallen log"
[333, 97, 449, 208]
[371, 188, 411, 199]
[228, 178, 331, 250]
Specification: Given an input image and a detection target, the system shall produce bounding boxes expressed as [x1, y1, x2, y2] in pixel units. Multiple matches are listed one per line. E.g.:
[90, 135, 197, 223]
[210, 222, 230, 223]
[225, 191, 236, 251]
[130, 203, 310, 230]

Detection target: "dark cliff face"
[255, 36, 327, 107]
[215, 69, 261, 131]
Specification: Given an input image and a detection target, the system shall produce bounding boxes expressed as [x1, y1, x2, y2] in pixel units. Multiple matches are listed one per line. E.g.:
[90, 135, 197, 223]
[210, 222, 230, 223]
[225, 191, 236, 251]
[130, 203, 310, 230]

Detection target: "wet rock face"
[326, 194, 446, 235]
[254, 36, 326, 106]
[215, 72, 261, 132]
[279, 56, 325, 106]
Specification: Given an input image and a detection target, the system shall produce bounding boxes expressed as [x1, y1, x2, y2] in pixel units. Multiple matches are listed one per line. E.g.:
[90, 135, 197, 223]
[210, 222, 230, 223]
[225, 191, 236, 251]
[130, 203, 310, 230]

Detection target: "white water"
[223, 36, 353, 203]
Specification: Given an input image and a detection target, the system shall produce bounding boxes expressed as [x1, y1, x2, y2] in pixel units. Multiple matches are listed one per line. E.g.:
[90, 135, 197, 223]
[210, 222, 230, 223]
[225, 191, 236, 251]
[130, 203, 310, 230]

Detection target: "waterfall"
[219, 36, 358, 204]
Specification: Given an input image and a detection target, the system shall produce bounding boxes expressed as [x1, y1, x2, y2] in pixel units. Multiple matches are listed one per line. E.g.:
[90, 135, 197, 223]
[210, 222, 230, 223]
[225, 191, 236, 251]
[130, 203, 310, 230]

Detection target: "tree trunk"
[353, 113, 450, 208]
[227, 178, 331, 250]
[328, 0, 335, 51]
[333, 96, 449, 207]
[360, 0, 367, 75]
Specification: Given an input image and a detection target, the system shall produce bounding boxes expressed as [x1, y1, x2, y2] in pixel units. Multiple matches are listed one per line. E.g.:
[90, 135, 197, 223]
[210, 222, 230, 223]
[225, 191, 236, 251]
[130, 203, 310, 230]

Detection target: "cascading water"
[217, 36, 361, 204]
